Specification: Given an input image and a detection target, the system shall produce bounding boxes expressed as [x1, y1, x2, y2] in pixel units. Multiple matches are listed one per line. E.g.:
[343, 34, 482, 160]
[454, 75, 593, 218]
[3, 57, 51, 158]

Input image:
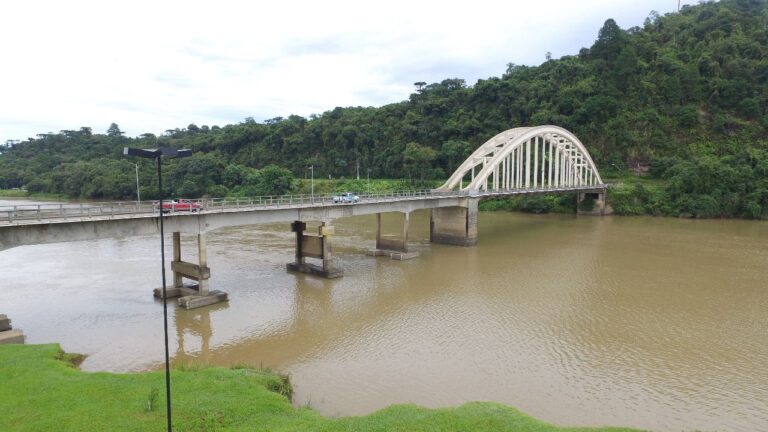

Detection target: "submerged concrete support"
[154, 231, 228, 309]
[0, 314, 24, 344]
[0, 314, 10, 332]
[577, 191, 612, 216]
[430, 198, 478, 246]
[287, 220, 343, 278]
[367, 212, 419, 260]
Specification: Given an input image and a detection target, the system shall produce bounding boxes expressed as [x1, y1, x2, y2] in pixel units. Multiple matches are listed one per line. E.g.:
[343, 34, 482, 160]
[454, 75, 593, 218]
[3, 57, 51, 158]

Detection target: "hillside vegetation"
[1, 0, 767, 218]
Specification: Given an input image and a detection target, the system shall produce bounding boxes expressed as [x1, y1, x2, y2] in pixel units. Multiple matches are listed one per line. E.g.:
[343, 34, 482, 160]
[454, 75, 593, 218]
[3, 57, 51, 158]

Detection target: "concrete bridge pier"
[153, 232, 229, 309]
[577, 190, 612, 216]
[287, 221, 343, 278]
[430, 198, 478, 246]
[367, 212, 419, 260]
[0, 314, 25, 344]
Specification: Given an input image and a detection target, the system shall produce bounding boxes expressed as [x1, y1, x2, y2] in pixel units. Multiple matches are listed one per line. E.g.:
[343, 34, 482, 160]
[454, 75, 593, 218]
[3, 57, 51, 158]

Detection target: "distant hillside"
[2, 0, 767, 218]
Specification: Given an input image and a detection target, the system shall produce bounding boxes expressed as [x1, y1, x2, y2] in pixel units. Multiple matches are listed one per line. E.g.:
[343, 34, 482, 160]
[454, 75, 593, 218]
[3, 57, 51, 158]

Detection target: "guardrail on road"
[0, 185, 607, 225]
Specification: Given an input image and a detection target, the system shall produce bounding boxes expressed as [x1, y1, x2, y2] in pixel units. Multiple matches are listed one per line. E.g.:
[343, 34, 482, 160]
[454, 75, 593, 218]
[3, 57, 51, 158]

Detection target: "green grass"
[27, 192, 69, 200]
[0, 189, 29, 198]
[295, 178, 441, 195]
[601, 174, 668, 190]
[0, 189, 69, 200]
[0, 344, 642, 432]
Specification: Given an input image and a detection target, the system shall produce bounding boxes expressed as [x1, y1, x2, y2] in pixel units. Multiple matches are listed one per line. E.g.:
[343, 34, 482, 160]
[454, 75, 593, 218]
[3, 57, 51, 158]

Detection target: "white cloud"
[0, 0, 694, 141]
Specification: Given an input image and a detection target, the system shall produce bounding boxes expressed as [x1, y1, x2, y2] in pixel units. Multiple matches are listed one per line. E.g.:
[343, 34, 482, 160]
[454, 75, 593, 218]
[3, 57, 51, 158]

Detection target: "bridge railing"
[200, 189, 453, 210]
[0, 189, 458, 223]
[0, 201, 159, 223]
[0, 185, 606, 224]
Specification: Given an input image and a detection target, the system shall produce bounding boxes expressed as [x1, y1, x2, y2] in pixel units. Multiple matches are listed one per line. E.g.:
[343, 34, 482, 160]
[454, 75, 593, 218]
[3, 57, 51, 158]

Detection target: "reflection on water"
[173, 302, 228, 365]
[1, 207, 766, 431]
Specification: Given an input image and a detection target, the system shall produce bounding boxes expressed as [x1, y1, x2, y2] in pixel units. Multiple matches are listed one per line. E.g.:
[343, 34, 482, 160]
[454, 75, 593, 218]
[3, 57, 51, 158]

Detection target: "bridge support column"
[0, 314, 25, 345]
[430, 198, 478, 246]
[577, 191, 612, 216]
[287, 221, 343, 278]
[367, 212, 419, 260]
[154, 231, 229, 309]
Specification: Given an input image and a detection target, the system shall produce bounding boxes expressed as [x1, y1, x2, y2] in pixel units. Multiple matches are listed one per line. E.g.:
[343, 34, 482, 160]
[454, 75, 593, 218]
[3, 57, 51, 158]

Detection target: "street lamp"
[367, 168, 371, 196]
[134, 163, 141, 203]
[123, 146, 192, 432]
[308, 165, 314, 203]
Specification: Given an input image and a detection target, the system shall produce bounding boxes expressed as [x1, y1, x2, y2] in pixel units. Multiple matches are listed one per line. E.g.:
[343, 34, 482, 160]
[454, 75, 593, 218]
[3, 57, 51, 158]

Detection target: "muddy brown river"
[1, 204, 766, 431]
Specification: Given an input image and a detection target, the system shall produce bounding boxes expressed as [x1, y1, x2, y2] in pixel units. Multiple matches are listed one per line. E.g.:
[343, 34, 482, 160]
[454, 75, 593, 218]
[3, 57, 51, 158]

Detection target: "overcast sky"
[1, 0, 695, 142]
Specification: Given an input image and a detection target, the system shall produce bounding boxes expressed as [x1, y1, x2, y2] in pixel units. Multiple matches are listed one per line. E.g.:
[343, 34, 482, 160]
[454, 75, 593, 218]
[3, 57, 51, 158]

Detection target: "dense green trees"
[1, 0, 767, 218]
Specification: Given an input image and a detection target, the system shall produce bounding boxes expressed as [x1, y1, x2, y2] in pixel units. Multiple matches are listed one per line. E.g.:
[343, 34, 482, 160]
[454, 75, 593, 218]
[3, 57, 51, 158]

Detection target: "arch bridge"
[0, 126, 607, 309]
[439, 125, 604, 192]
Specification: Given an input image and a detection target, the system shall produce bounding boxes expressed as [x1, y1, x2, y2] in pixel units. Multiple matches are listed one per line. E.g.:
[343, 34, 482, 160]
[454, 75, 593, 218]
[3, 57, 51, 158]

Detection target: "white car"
[333, 192, 359, 203]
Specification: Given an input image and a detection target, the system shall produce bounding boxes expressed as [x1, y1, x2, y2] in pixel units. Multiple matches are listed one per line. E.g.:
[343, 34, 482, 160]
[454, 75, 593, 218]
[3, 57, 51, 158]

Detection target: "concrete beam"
[171, 261, 211, 281]
[153, 283, 200, 299]
[0, 329, 25, 345]
[178, 290, 229, 310]
[0, 213, 203, 251]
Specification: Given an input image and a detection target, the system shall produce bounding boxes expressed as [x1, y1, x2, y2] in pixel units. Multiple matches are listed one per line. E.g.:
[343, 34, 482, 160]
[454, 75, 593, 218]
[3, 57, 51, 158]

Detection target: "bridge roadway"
[0, 186, 605, 252]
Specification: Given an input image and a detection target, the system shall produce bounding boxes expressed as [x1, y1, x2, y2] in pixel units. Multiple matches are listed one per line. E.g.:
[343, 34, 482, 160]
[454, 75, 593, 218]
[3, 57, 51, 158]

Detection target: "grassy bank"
[0, 344, 640, 432]
[294, 178, 441, 196]
[479, 194, 580, 214]
[0, 189, 68, 200]
[0, 189, 28, 198]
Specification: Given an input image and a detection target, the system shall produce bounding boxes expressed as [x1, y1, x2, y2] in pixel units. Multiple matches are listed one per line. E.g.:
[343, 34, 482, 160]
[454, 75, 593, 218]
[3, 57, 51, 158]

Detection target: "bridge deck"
[0, 186, 606, 227]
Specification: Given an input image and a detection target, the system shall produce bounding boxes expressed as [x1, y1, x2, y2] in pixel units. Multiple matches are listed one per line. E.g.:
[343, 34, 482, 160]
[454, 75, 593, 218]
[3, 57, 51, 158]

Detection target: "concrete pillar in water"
[430, 198, 479, 246]
[367, 212, 419, 260]
[173, 232, 183, 289]
[155, 231, 228, 309]
[287, 220, 343, 278]
[0, 314, 25, 345]
[577, 190, 612, 216]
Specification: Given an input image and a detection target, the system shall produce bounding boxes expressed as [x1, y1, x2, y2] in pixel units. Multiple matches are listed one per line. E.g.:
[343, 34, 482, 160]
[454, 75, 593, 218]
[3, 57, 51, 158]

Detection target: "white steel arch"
[437, 126, 604, 192]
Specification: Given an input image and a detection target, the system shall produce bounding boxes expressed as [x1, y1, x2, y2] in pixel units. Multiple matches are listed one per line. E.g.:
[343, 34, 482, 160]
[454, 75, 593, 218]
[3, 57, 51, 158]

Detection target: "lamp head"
[124, 147, 192, 159]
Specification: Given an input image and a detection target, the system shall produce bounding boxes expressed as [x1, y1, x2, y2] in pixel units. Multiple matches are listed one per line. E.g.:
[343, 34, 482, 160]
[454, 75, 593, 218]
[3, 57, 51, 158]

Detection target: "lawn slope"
[0, 344, 642, 432]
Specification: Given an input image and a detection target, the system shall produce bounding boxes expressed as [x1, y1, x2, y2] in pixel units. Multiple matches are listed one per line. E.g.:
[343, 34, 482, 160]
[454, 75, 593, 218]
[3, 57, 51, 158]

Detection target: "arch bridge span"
[0, 126, 609, 309]
[439, 125, 604, 193]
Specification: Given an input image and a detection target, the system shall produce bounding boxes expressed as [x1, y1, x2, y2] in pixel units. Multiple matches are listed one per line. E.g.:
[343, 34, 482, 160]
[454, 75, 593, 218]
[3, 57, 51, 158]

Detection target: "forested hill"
[2, 0, 767, 218]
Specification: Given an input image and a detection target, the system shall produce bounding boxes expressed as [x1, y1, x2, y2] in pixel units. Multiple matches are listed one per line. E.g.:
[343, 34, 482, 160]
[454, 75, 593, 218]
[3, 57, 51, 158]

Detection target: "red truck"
[154, 199, 203, 213]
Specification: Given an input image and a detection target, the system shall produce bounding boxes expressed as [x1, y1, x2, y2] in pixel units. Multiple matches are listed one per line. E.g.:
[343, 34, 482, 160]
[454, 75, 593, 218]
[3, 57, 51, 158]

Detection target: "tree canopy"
[2, 0, 767, 218]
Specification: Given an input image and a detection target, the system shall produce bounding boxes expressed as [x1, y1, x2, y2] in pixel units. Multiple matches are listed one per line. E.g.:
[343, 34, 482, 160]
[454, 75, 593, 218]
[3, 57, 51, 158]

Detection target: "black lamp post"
[308, 165, 314, 203]
[124, 146, 191, 432]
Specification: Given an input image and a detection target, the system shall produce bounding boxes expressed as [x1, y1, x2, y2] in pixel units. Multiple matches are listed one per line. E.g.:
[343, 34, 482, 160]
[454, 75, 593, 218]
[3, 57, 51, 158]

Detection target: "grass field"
[0, 344, 642, 432]
[0, 189, 29, 198]
[0, 189, 69, 200]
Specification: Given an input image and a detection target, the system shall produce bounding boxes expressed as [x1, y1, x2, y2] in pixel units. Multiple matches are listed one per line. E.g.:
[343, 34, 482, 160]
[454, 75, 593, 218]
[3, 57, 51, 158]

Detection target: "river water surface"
[1, 202, 766, 431]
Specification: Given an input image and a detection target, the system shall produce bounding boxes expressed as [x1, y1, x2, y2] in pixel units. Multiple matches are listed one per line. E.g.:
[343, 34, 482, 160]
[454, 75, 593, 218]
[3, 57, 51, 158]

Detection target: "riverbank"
[1, 344, 639, 432]
[0, 189, 67, 200]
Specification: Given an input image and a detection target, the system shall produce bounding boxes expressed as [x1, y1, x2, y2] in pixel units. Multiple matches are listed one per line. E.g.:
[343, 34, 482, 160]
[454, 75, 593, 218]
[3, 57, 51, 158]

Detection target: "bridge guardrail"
[0, 184, 606, 225]
[0, 190, 444, 224]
